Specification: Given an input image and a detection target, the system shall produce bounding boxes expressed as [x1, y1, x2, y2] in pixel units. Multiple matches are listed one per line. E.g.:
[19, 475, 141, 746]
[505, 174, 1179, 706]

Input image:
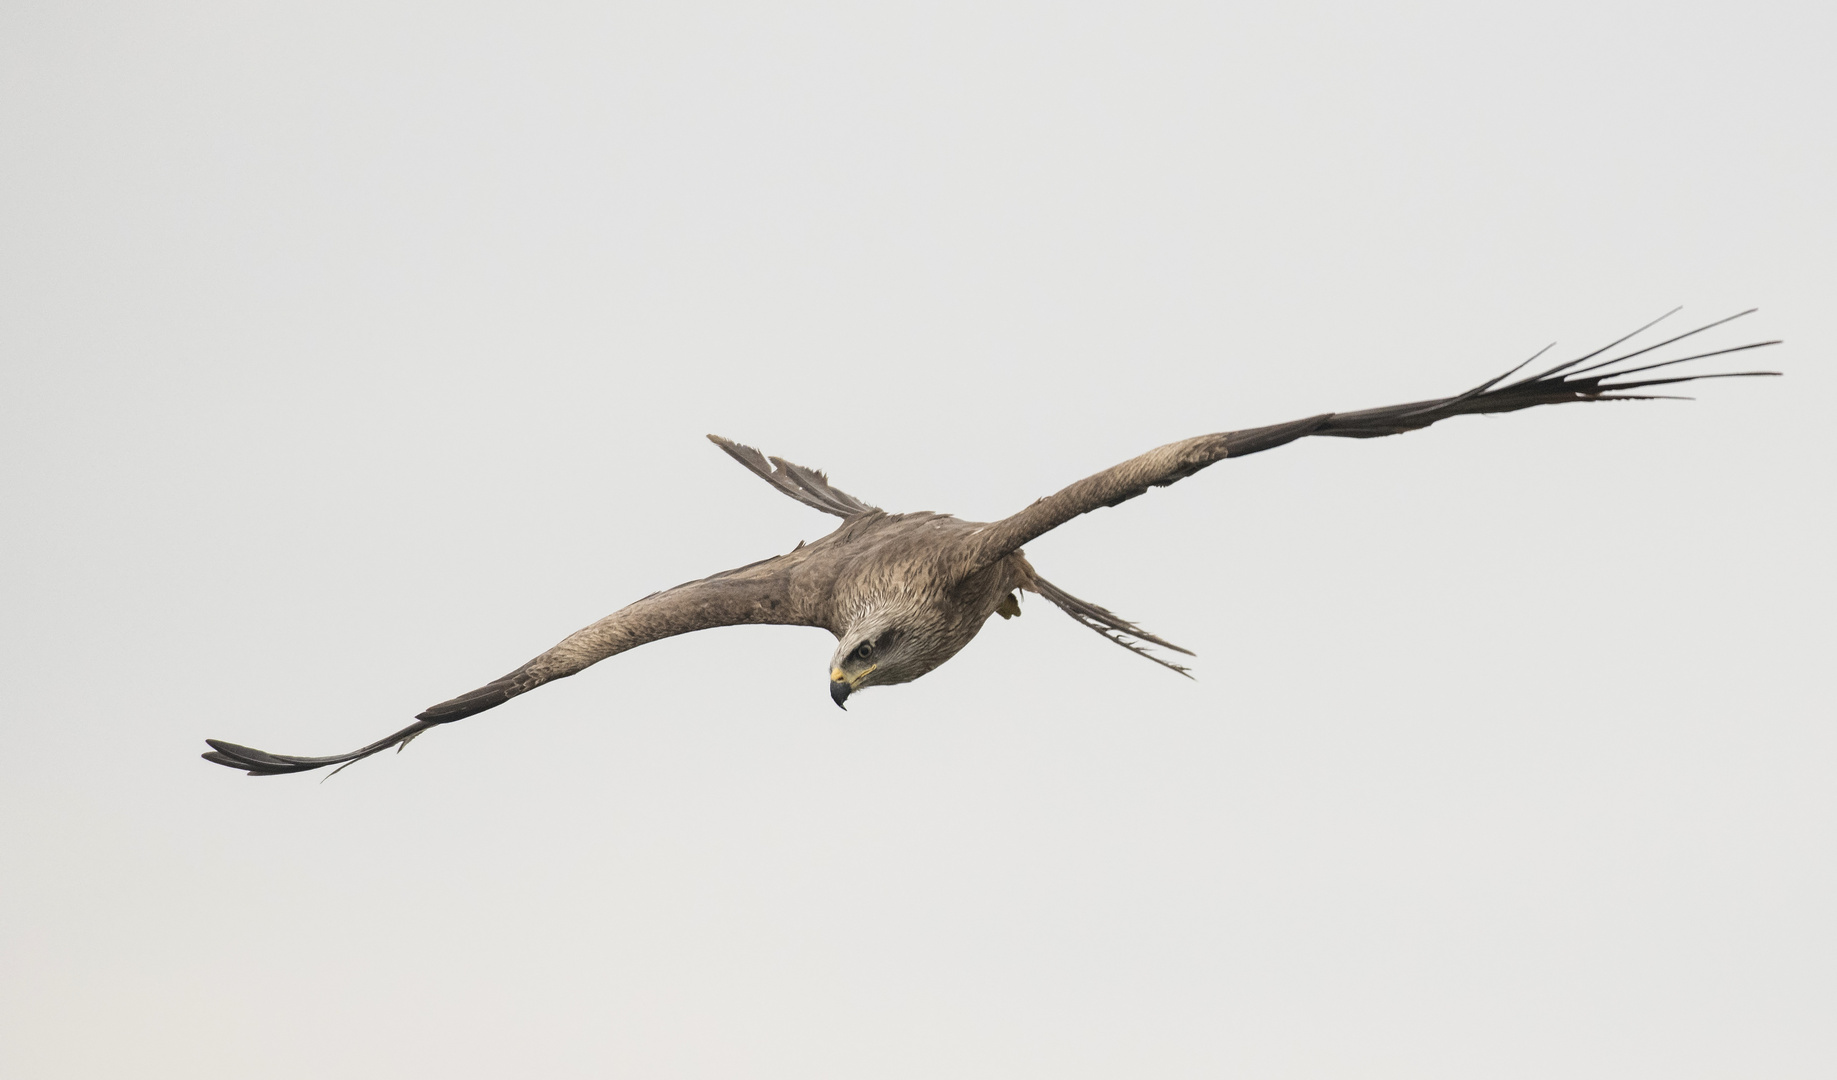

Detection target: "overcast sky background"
[2, 2, 1832, 1077]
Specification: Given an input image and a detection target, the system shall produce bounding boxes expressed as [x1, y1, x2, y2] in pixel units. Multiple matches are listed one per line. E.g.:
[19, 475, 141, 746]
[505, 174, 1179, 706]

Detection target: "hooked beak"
[830, 663, 874, 710]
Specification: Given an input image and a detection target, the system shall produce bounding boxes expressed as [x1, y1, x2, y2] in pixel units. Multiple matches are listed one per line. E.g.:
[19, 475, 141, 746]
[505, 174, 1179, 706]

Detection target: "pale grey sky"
[2, 2, 1832, 1077]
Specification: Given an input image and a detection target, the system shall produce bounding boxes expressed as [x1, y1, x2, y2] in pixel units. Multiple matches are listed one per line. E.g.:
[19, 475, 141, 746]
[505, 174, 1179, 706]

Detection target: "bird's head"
[828, 617, 942, 709]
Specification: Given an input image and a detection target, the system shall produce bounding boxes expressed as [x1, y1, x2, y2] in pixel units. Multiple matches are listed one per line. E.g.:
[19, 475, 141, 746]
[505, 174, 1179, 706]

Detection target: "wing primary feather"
[1508, 306, 1683, 386]
[1396, 343, 1554, 419]
[1591, 340, 1781, 383]
[1594, 370, 1781, 393]
[1312, 315, 1778, 438]
[201, 720, 442, 777]
[1560, 308, 1758, 381]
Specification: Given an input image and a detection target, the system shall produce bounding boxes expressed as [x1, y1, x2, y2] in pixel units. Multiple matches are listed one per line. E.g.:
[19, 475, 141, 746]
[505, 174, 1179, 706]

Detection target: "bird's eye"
[854, 642, 873, 661]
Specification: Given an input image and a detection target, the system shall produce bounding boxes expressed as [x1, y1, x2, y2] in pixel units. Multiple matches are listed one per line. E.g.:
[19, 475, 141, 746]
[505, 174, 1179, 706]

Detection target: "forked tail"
[1032, 576, 1195, 677]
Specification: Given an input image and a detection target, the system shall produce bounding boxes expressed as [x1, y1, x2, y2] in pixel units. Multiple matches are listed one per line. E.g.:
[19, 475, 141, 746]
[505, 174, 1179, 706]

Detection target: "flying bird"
[203, 310, 1778, 777]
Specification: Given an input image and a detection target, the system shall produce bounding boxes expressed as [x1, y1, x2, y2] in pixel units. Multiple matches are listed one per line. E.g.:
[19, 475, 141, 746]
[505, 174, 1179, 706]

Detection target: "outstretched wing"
[970, 310, 1779, 565]
[707, 435, 880, 518]
[203, 552, 820, 777]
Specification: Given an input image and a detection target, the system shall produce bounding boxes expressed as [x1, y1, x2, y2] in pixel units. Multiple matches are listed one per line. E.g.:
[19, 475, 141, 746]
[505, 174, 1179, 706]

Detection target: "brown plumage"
[203, 310, 1777, 777]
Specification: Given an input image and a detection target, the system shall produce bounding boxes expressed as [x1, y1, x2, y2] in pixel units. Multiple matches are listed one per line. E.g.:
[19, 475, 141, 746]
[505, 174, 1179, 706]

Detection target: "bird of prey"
[203, 310, 1777, 777]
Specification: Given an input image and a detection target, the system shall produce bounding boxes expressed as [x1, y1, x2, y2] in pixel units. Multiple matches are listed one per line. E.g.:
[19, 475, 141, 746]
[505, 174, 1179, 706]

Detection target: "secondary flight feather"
[203, 310, 1778, 777]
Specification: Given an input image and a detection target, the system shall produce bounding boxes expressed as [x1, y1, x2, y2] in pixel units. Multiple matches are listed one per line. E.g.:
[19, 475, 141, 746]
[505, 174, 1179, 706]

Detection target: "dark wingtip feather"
[201, 745, 314, 776]
[1314, 311, 1779, 439]
[201, 719, 444, 778]
[1398, 342, 1555, 419]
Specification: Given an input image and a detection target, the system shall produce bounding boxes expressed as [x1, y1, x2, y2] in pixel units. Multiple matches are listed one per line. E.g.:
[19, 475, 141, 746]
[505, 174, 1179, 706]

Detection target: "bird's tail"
[1031, 576, 1195, 677]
